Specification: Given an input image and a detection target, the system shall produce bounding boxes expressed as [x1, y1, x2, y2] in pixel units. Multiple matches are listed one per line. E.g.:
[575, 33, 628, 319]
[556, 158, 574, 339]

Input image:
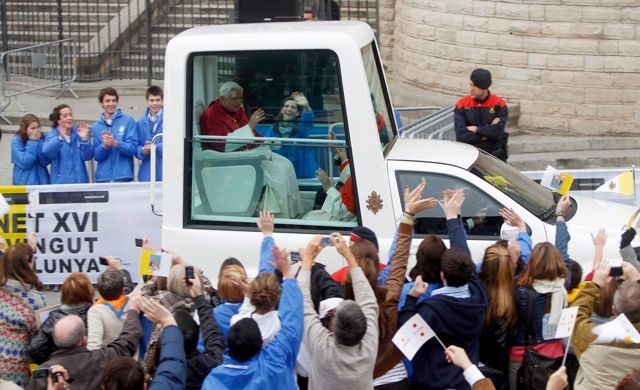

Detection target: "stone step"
[509, 135, 640, 154]
[508, 148, 640, 171]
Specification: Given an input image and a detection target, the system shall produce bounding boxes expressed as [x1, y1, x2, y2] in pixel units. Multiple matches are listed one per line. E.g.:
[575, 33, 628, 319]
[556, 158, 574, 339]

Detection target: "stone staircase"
[508, 135, 640, 171]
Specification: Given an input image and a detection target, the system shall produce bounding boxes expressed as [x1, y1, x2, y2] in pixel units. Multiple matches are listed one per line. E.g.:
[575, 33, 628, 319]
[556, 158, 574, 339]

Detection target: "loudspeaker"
[237, 0, 301, 23]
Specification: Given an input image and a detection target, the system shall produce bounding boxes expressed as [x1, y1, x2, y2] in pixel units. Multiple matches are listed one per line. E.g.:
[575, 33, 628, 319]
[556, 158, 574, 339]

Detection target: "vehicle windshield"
[470, 152, 556, 220]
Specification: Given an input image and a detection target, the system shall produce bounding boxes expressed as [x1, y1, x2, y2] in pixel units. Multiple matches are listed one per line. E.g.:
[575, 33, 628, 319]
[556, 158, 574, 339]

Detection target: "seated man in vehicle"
[199, 81, 304, 218]
[261, 92, 319, 179]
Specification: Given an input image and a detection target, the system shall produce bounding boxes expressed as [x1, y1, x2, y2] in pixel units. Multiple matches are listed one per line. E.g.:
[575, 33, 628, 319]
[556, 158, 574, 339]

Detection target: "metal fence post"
[0, 0, 7, 53]
[56, 0, 64, 85]
[145, 0, 152, 86]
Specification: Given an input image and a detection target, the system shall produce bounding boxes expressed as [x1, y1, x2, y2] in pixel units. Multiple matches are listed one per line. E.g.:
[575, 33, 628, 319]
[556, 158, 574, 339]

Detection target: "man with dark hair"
[27, 296, 143, 390]
[136, 85, 164, 182]
[570, 262, 640, 389]
[298, 234, 379, 390]
[91, 87, 138, 182]
[202, 245, 303, 389]
[454, 68, 509, 161]
[399, 190, 488, 389]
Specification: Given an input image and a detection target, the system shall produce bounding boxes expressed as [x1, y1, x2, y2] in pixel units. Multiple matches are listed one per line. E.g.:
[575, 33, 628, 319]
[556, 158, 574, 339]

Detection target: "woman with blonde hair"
[214, 263, 248, 341]
[11, 114, 50, 185]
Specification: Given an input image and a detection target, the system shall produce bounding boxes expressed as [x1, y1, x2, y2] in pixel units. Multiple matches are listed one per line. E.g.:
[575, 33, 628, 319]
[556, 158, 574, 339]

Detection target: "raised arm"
[500, 208, 532, 265]
[187, 273, 224, 367]
[385, 182, 437, 302]
[444, 189, 470, 256]
[619, 227, 640, 271]
[257, 210, 276, 274]
[299, 235, 331, 355]
[555, 195, 573, 290]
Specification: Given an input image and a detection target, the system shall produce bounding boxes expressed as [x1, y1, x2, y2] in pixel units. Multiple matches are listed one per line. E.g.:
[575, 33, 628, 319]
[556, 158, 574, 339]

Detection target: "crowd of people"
[0, 182, 639, 390]
[10, 86, 165, 185]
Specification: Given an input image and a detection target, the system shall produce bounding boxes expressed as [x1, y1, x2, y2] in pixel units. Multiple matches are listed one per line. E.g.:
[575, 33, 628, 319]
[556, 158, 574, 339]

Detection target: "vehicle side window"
[361, 43, 395, 151]
[396, 171, 504, 239]
[187, 50, 358, 230]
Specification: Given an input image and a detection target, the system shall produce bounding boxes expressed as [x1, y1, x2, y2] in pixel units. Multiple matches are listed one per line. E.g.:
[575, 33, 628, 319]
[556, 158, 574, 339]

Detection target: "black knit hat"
[470, 68, 492, 90]
[350, 226, 379, 251]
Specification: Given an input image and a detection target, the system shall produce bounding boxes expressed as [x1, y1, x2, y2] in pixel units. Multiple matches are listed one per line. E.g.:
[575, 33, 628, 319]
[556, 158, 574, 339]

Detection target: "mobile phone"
[99, 256, 108, 266]
[610, 267, 623, 277]
[290, 251, 301, 262]
[320, 236, 333, 247]
[185, 265, 194, 285]
[32, 367, 50, 379]
[135, 238, 143, 247]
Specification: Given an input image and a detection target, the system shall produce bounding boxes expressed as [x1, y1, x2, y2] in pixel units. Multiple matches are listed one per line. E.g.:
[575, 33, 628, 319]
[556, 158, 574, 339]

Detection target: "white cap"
[319, 297, 344, 319]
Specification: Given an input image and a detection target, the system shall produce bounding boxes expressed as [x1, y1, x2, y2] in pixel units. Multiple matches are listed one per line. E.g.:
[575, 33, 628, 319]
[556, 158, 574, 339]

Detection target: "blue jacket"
[42, 127, 93, 184]
[261, 110, 318, 179]
[92, 108, 138, 182]
[213, 302, 242, 344]
[513, 221, 572, 346]
[11, 136, 50, 185]
[136, 107, 163, 182]
[149, 325, 187, 390]
[202, 278, 303, 390]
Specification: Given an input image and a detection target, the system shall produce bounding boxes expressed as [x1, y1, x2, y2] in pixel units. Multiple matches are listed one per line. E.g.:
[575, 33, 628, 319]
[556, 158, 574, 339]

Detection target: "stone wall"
[388, 0, 640, 135]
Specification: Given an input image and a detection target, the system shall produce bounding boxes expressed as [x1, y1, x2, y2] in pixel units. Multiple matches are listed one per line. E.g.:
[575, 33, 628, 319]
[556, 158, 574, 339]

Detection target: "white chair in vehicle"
[192, 99, 269, 217]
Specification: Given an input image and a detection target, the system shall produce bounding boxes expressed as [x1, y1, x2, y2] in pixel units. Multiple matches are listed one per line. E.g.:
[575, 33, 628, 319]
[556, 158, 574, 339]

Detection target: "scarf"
[532, 278, 567, 326]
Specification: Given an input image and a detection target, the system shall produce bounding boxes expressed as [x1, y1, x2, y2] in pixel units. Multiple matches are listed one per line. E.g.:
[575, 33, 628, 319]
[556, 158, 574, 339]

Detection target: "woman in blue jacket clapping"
[42, 104, 94, 184]
[12, 114, 50, 185]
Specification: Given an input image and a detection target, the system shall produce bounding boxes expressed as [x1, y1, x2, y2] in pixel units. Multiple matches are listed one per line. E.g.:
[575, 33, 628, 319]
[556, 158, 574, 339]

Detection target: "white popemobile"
[154, 21, 635, 277]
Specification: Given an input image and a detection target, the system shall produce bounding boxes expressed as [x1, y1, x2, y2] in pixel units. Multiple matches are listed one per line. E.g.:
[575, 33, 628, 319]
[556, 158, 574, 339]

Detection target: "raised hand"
[291, 92, 310, 109]
[591, 228, 607, 248]
[249, 108, 265, 130]
[403, 182, 437, 215]
[592, 261, 611, 287]
[443, 189, 465, 220]
[302, 235, 323, 270]
[500, 208, 526, 231]
[331, 233, 358, 268]
[27, 232, 38, 251]
[185, 269, 203, 297]
[557, 194, 572, 213]
[257, 210, 275, 236]
[77, 121, 90, 141]
[272, 246, 293, 279]
[140, 297, 176, 327]
[315, 168, 332, 191]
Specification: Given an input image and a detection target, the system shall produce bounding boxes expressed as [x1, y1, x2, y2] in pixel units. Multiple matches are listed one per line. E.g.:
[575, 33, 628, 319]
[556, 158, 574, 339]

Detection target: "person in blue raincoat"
[12, 114, 50, 185]
[261, 92, 318, 179]
[42, 105, 94, 184]
[91, 87, 138, 182]
[136, 85, 164, 182]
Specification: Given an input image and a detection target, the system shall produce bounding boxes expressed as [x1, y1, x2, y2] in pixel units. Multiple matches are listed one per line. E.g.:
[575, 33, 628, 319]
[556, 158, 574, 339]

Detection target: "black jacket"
[28, 303, 92, 364]
[186, 295, 224, 390]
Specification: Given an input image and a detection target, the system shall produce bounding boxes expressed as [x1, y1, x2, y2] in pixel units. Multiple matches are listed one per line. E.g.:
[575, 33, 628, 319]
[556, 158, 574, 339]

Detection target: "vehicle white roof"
[173, 21, 374, 49]
[386, 139, 479, 169]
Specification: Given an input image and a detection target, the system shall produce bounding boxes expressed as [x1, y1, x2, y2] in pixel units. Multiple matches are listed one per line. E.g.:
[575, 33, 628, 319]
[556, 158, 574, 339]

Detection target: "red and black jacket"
[454, 92, 508, 160]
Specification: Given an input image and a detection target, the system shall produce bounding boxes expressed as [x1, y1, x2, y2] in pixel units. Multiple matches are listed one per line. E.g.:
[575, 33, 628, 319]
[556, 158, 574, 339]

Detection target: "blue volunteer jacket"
[149, 325, 187, 390]
[91, 108, 138, 182]
[136, 107, 163, 182]
[202, 278, 303, 390]
[42, 127, 93, 184]
[11, 136, 50, 185]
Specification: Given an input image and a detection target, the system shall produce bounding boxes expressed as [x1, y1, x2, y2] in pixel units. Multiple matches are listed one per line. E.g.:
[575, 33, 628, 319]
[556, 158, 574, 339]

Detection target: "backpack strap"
[101, 297, 129, 319]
